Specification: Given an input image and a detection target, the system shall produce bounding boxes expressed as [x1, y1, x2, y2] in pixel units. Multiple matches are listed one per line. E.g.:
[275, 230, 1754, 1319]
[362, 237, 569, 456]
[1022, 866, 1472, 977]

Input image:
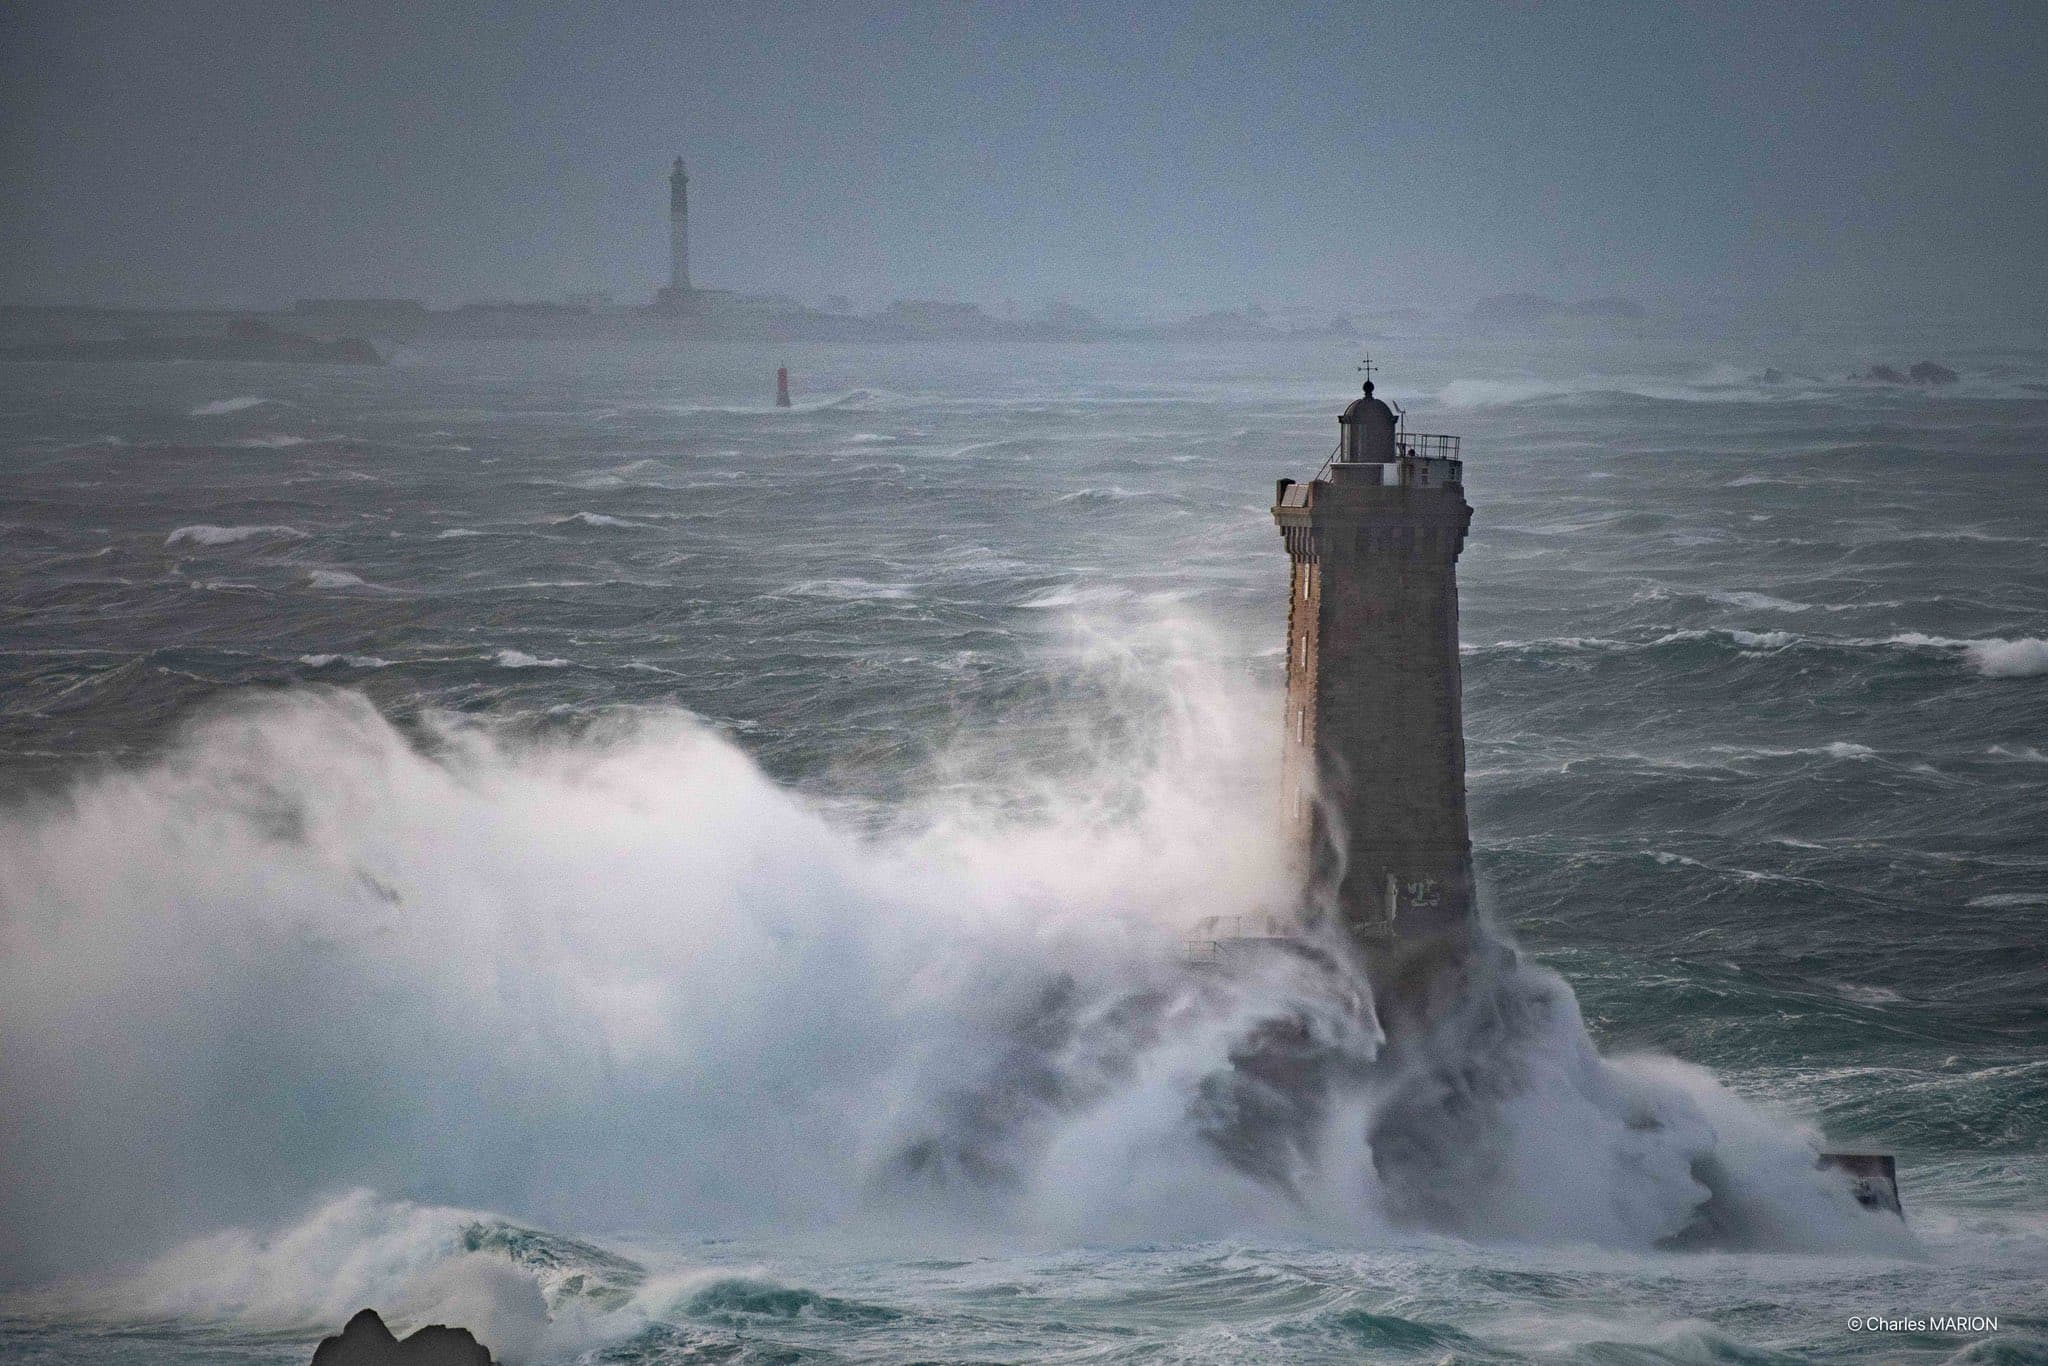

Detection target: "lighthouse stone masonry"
[656, 157, 693, 312]
[1266, 382, 1904, 1216]
[1273, 380, 1477, 1022]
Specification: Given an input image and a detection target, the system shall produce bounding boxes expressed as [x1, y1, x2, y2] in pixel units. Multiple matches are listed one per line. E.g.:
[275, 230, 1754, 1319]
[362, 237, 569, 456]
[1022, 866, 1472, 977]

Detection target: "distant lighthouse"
[669, 156, 691, 294]
[1273, 370, 1477, 1025]
[655, 156, 696, 313]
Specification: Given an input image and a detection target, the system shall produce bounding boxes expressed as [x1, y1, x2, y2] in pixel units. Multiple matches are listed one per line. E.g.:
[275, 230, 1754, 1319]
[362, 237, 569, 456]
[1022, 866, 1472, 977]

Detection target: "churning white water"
[3, 621, 1907, 1307]
[3, 335, 2042, 1362]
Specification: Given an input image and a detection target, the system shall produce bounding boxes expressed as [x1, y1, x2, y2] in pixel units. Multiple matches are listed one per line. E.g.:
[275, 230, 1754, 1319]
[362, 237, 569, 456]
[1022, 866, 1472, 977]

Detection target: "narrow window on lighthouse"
[1297, 709, 1306, 743]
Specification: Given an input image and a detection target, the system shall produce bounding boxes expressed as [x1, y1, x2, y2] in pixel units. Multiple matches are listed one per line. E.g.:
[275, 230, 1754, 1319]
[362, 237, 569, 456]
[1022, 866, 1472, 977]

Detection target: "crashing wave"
[0, 648, 1911, 1304]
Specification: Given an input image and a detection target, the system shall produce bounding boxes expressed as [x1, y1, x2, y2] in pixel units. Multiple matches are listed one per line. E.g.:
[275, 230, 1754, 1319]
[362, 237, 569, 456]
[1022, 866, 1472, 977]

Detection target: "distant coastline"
[0, 289, 1667, 354]
[0, 316, 382, 365]
[0, 296, 1362, 349]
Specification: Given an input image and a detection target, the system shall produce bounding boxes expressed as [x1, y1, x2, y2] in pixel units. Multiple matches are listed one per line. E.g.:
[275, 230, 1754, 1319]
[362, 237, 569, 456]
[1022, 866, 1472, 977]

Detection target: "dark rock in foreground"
[310, 1309, 494, 1366]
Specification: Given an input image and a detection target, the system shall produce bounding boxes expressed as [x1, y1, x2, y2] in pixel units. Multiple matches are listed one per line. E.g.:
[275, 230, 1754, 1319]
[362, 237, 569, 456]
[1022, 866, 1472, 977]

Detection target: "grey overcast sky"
[2, 1, 2043, 320]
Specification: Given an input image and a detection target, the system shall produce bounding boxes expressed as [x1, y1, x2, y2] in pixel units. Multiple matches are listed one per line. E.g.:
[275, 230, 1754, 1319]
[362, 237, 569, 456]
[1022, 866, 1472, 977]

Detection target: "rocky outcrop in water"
[1855, 360, 1959, 385]
[310, 1309, 494, 1366]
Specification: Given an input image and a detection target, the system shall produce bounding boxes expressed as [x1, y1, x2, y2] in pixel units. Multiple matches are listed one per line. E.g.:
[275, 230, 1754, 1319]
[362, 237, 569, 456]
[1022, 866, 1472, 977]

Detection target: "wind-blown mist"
[0, 615, 1905, 1315]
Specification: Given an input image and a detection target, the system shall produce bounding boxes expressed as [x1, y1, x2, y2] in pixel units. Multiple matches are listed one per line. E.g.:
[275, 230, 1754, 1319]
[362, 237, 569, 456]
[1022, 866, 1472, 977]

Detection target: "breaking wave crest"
[1470, 627, 2048, 676]
[492, 648, 570, 669]
[1960, 637, 2048, 677]
[553, 512, 654, 530]
[166, 523, 307, 547]
[307, 569, 374, 590]
[15, 1189, 669, 1363]
[0, 629, 1911, 1299]
[189, 396, 273, 417]
[17, 1185, 950, 1363]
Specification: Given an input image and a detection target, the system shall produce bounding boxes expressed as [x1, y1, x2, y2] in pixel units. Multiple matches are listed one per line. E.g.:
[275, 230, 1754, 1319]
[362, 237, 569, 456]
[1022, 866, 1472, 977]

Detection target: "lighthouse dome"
[1338, 381, 1398, 462]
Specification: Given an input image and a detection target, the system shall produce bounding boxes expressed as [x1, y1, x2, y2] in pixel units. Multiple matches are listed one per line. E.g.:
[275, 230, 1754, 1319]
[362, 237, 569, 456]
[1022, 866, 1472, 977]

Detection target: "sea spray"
[10, 1190, 646, 1364]
[0, 646, 1911, 1293]
[0, 618, 1291, 1282]
[1356, 935, 1910, 1252]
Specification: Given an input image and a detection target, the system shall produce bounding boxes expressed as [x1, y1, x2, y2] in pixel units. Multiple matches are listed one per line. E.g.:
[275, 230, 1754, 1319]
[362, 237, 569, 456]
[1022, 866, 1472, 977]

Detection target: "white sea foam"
[1055, 486, 1145, 503]
[1482, 627, 2048, 676]
[491, 649, 569, 668]
[1962, 637, 2048, 678]
[1726, 473, 1865, 489]
[23, 1191, 595, 1363]
[298, 654, 395, 670]
[1898, 528, 2028, 544]
[1883, 633, 2048, 677]
[1017, 584, 1130, 611]
[0, 628, 1290, 1279]
[780, 578, 915, 602]
[554, 512, 652, 530]
[1967, 893, 2048, 908]
[45, 1190, 480, 1327]
[229, 434, 312, 448]
[1465, 635, 1629, 655]
[165, 524, 306, 547]
[189, 396, 272, 417]
[1728, 629, 1800, 649]
[654, 389, 876, 418]
[1987, 745, 2048, 764]
[16, 1188, 776, 1365]
[1630, 589, 1884, 622]
[1707, 590, 1812, 613]
[306, 570, 370, 590]
[0, 622, 1909, 1292]
[1718, 742, 1878, 761]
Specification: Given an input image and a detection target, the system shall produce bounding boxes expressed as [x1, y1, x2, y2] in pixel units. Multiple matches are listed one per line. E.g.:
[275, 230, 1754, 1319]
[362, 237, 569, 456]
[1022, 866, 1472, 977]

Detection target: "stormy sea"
[1, 331, 2043, 1364]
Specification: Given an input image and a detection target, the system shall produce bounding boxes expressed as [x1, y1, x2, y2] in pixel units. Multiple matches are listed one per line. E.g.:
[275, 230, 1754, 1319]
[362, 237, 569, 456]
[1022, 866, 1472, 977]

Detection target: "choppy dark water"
[2, 335, 2045, 1362]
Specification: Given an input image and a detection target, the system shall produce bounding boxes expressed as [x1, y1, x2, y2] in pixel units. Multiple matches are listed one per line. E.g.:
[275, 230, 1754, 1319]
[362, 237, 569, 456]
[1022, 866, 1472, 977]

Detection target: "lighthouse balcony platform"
[1329, 431, 1462, 488]
[1365, 432, 1461, 462]
[1328, 455, 1463, 489]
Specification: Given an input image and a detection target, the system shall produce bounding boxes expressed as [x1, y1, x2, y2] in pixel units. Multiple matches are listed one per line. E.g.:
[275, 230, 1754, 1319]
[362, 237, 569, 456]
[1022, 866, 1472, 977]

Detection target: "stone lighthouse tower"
[1273, 374, 1477, 1019]
[657, 156, 693, 311]
[669, 157, 691, 293]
